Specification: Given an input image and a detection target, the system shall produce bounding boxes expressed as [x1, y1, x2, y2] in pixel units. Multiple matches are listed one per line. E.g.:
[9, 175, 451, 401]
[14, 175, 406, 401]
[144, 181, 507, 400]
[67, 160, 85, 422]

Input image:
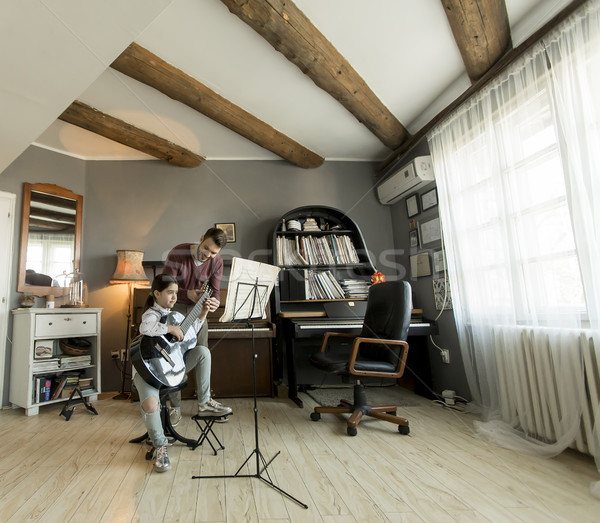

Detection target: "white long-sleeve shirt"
[139, 304, 204, 338]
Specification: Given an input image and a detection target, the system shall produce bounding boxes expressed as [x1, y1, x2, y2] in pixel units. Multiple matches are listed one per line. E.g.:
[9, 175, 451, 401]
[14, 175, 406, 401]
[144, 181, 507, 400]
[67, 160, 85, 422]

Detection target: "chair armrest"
[319, 331, 359, 352]
[348, 337, 409, 379]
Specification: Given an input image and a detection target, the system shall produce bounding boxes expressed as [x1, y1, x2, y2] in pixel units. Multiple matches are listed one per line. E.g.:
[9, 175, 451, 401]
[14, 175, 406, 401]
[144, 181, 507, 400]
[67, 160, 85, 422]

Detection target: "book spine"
[44, 379, 51, 402]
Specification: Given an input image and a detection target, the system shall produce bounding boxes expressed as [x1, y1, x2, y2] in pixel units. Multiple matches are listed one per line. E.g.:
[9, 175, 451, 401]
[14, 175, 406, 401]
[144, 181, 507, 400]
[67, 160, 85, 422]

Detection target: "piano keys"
[291, 319, 435, 337]
[208, 322, 275, 338]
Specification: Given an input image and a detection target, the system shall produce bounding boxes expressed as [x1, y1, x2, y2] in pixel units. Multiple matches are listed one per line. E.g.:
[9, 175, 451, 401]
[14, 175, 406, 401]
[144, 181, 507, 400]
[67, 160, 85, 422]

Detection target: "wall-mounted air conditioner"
[376, 156, 434, 205]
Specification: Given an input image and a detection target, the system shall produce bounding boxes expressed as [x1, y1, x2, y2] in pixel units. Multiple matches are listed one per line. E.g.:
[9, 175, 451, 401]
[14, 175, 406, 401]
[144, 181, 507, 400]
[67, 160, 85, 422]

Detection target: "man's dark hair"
[204, 227, 227, 248]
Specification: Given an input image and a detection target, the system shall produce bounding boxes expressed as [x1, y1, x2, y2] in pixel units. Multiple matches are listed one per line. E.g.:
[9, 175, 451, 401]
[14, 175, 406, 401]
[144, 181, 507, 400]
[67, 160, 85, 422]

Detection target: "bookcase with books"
[9, 308, 102, 415]
[271, 205, 376, 313]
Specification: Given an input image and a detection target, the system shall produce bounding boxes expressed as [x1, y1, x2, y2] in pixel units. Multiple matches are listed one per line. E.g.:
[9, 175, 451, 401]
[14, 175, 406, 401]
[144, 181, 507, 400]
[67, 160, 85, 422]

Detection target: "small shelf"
[10, 308, 102, 416]
[281, 298, 367, 303]
[271, 205, 375, 310]
[32, 390, 98, 407]
[32, 364, 95, 376]
[280, 263, 370, 269]
[276, 229, 354, 236]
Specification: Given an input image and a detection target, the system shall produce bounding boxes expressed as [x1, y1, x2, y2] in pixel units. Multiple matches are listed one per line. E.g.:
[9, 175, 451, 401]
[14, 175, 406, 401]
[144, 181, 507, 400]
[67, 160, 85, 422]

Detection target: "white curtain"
[428, 0, 600, 497]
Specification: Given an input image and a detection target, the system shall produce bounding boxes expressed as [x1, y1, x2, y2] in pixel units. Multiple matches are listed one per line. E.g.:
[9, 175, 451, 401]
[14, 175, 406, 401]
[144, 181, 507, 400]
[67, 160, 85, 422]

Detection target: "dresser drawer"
[35, 313, 97, 338]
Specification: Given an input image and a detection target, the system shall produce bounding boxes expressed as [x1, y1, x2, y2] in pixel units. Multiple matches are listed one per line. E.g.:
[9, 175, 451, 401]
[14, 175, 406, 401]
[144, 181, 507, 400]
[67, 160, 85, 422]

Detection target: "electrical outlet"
[111, 351, 119, 359]
[441, 349, 450, 364]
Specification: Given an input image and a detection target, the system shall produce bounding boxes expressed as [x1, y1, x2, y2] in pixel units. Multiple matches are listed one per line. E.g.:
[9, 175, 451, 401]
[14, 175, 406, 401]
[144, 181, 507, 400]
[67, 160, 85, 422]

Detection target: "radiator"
[494, 326, 600, 457]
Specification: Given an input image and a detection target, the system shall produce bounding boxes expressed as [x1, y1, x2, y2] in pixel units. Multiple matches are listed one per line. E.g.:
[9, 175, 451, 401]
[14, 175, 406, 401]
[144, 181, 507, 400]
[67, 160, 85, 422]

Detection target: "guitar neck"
[180, 286, 212, 334]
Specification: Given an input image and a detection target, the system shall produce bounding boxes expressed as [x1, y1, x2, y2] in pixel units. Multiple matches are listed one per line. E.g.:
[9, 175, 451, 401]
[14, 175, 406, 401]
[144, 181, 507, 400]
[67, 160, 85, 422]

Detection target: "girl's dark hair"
[143, 274, 178, 311]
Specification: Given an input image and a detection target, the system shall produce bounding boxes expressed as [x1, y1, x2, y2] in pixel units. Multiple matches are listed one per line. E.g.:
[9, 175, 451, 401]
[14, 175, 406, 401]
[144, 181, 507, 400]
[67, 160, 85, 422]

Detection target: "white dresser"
[10, 308, 102, 416]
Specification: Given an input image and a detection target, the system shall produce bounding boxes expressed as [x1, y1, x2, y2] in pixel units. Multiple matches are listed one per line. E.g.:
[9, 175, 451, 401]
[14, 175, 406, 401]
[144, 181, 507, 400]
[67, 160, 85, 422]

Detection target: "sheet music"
[219, 258, 281, 322]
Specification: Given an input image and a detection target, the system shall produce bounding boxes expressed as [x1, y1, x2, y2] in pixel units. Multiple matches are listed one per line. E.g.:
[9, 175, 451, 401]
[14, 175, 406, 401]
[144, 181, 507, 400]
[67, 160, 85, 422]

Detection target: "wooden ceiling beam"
[220, 0, 409, 150]
[111, 43, 323, 169]
[59, 100, 205, 168]
[442, 0, 512, 82]
[380, 0, 586, 174]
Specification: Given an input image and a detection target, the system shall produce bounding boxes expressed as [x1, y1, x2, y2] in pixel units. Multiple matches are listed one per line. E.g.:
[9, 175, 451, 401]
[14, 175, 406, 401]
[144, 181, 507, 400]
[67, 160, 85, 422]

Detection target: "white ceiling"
[1, 0, 573, 173]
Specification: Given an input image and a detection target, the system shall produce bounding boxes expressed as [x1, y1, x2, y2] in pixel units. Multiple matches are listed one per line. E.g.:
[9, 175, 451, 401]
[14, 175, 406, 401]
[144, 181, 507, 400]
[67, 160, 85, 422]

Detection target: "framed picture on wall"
[433, 249, 446, 273]
[421, 187, 438, 211]
[409, 229, 419, 248]
[215, 223, 236, 243]
[419, 217, 441, 245]
[409, 253, 432, 278]
[405, 194, 420, 218]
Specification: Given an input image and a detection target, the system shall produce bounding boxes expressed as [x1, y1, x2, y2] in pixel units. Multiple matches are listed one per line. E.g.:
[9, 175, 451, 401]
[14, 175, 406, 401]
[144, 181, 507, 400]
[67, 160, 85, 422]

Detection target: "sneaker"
[154, 445, 170, 473]
[168, 407, 182, 427]
[197, 398, 232, 417]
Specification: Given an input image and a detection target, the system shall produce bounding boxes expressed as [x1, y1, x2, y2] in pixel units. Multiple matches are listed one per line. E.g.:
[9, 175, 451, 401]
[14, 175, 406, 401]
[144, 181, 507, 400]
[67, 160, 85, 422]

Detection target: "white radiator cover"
[494, 326, 599, 457]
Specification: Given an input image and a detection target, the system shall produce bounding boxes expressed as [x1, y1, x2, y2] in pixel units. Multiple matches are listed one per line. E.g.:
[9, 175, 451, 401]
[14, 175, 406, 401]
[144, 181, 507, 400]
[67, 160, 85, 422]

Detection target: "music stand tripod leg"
[192, 279, 308, 509]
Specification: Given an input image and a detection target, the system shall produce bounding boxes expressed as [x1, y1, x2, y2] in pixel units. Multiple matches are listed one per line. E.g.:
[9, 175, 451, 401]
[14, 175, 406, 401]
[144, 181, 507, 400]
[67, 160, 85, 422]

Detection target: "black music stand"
[192, 273, 307, 509]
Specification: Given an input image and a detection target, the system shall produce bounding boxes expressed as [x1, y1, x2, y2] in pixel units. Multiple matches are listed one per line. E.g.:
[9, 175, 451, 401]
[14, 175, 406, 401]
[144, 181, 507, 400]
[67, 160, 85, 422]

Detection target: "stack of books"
[340, 279, 370, 299]
[301, 218, 321, 231]
[32, 376, 53, 403]
[305, 270, 345, 299]
[52, 373, 81, 400]
[32, 358, 60, 372]
[276, 234, 360, 266]
[59, 354, 92, 368]
[78, 377, 96, 395]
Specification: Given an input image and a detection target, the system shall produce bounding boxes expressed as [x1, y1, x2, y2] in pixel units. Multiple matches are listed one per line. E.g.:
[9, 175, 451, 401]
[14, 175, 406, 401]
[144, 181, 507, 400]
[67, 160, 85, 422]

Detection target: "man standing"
[162, 227, 232, 423]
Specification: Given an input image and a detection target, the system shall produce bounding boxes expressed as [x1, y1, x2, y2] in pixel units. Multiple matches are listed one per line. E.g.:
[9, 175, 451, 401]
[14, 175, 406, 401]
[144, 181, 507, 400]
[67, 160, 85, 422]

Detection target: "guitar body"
[130, 311, 198, 389]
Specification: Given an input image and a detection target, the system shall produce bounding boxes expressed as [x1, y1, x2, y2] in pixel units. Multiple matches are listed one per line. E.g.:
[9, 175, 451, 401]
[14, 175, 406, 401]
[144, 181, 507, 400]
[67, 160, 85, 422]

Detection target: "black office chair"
[309, 280, 412, 436]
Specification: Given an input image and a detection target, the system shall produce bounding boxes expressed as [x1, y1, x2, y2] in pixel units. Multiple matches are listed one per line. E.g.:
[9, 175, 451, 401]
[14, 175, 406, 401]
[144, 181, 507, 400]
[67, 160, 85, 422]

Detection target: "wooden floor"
[1, 390, 599, 522]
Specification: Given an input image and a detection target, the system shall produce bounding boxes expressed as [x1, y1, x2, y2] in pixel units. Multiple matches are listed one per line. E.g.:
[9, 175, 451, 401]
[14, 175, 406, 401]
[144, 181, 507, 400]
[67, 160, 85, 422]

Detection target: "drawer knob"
[83, 321, 87, 324]
[64, 318, 72, 322]
[48, 322, 53, 326]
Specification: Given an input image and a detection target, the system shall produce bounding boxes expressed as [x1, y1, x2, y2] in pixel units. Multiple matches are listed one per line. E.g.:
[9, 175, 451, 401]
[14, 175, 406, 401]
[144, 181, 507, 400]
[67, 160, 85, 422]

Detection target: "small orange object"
[371, 271, 386, 284]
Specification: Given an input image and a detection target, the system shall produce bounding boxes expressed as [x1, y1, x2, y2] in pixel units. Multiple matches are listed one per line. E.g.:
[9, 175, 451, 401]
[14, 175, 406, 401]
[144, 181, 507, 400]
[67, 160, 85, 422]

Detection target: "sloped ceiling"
[0, 0, 575, 174]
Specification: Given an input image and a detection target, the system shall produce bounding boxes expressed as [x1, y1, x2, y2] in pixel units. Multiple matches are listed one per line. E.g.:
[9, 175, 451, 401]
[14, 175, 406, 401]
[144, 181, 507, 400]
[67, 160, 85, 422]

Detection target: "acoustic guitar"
[130, 285, 213, 389]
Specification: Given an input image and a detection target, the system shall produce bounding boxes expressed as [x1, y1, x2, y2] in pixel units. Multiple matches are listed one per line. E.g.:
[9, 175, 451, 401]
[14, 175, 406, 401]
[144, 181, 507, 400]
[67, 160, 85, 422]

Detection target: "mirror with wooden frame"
[17, 183, 83, 297]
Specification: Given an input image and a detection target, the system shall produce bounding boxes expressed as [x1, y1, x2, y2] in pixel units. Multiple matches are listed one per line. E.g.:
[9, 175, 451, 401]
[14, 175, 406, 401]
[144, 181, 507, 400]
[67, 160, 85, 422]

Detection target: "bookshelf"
[9, 308, 102, 415]
[271, 206, 376, 313]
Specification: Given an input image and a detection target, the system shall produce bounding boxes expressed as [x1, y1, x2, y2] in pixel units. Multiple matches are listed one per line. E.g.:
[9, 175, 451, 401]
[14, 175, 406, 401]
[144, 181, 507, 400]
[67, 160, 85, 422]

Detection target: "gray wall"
[386, 140, 469, 399]
[84, 157, 396, 392]
[1, 144, 468, 403]
[1, 147, 395, 397]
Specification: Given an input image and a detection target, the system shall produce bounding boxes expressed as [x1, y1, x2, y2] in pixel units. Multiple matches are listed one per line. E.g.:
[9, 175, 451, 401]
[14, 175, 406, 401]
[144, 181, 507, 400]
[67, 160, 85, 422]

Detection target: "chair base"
[311, 383, 410, 436]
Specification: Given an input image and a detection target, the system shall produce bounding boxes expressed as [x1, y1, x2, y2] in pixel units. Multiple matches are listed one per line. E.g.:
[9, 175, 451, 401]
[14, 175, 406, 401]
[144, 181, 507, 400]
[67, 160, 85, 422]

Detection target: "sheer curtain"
[428, 0, 600, 497]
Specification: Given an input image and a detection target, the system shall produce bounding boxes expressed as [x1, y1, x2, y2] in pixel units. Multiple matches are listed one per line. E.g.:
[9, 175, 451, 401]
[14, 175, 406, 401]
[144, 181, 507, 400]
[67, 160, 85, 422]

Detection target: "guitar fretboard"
[179, 286, 212, 335]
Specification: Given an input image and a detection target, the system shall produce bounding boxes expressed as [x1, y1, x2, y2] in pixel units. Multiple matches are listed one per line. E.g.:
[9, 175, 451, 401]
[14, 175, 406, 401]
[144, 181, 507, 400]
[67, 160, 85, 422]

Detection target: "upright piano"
[205, 288, 276, 397]
[279, 302, 438, 407]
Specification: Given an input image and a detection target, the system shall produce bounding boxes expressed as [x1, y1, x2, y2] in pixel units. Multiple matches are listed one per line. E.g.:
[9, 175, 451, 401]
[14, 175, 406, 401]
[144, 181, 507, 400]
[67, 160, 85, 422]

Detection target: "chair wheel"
[310, 412, 321, 421]
[145, 447, 155, 460]
[398, 425, 410, 435]
[347, 426, 357, 436]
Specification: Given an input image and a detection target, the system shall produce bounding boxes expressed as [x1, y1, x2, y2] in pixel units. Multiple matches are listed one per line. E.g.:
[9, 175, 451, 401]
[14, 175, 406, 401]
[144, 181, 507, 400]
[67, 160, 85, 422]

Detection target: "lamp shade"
[110, 250, 149, 284]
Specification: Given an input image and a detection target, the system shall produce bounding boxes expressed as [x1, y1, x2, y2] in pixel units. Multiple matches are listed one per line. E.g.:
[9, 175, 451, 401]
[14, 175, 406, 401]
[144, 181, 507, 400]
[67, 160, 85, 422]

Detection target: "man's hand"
[199, 297, 220, 321]
[205, 297, 220, 313]
[187, 289, 204, 303]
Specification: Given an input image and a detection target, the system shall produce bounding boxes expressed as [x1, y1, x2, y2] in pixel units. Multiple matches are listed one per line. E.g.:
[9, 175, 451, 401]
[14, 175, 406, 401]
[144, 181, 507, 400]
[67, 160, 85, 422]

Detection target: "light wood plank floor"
[1, 390, 599, 522]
